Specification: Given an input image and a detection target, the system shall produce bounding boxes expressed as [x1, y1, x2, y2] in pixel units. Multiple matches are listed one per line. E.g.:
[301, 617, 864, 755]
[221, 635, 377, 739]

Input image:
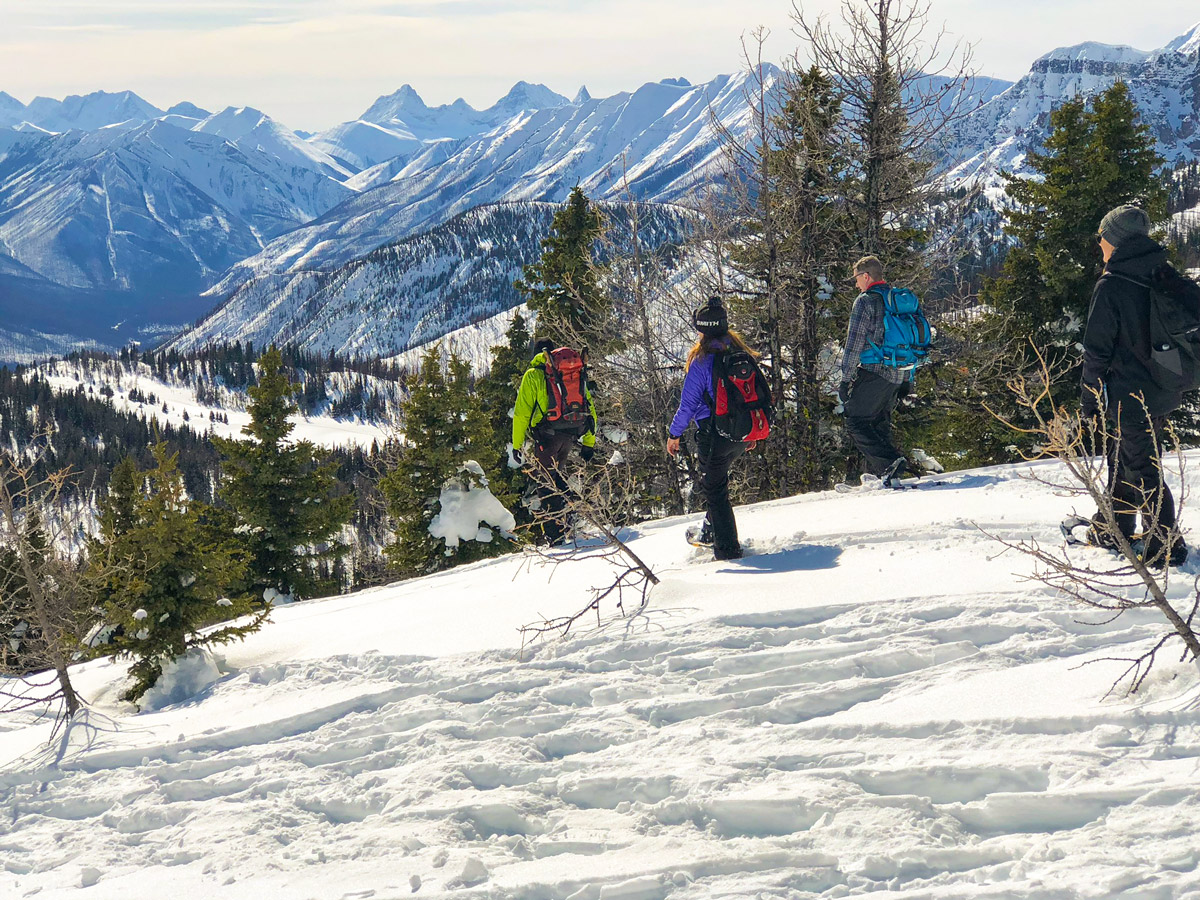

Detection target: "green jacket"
[512, 351, 597, 449]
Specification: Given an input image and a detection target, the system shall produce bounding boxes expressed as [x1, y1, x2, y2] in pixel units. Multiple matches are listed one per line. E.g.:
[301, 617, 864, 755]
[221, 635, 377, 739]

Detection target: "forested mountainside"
[171, 200, 695, 358]
[5, 344, 405, 591]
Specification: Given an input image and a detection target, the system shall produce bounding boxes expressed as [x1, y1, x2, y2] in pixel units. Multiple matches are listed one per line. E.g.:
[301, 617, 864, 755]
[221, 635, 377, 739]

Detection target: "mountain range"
[0, 21, 1197, 363]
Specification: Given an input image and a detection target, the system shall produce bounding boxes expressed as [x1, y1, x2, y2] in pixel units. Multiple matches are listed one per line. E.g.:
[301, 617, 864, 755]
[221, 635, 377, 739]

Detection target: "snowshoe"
[881, 457, 909, 489]
[1060, 514, 1094, 546]
[835, 473, 884, 494]
[1133, 534, 1189, 569]
[686, 519, 713, 547]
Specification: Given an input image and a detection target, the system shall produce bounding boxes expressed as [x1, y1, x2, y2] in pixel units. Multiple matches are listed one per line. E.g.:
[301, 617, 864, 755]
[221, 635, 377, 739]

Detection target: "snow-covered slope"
[0, 118, 353, 292]
[3, 457, 1199, 898]
[170, 201, 694, 359]
[307, 118, 425, 172]
[194, 106, 353, 180]
[946, 23, 1200, 185]
[0, 91, 25, 128]
[36, 359, 391, 450]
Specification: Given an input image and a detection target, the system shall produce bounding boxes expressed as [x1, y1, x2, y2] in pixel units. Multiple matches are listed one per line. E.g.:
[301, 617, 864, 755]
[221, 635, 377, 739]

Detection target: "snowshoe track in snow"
[2, 461, 1199, 897]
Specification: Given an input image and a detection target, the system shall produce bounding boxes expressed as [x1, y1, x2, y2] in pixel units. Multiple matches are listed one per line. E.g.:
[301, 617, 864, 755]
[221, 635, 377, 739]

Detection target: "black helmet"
[692, 296, 728, 337]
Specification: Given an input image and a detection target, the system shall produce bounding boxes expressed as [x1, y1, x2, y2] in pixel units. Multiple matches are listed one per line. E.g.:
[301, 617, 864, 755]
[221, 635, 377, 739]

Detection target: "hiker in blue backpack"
[838, 255, 930, 486]
[666, 297, 765, 561]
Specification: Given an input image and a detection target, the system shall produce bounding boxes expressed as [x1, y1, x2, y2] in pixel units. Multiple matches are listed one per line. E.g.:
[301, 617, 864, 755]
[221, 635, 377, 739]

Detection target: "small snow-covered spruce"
[428, 461, 516, 553]
[380, 346, 517, 577]
[985, 351, 1200, 694]
[88, 443, 265, 705]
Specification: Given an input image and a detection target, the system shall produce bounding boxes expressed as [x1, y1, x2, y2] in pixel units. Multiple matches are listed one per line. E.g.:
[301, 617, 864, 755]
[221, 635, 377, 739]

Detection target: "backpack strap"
[703, 350, 723, 413]
[1101, 270, 1151, 290]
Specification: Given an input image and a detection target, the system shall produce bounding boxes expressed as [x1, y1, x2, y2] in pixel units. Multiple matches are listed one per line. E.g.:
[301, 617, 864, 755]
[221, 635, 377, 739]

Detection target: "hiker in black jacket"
[1081, 204, 1188, 567]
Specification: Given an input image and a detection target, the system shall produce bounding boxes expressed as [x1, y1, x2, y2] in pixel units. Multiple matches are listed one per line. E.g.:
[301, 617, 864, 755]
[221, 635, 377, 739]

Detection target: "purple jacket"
[669, 349, 722, 438]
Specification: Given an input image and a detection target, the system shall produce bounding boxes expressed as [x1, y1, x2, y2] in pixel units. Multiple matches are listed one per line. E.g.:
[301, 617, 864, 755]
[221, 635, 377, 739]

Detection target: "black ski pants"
[696, 420, 747, 558]
[1101, 396, 1176, 540]
[532, 429, 577, 544]
[844, 368, 905, 476]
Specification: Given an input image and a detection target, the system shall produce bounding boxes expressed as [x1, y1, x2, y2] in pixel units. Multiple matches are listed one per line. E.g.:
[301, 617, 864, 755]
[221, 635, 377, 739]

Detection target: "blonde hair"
[685, 328, 759, 372]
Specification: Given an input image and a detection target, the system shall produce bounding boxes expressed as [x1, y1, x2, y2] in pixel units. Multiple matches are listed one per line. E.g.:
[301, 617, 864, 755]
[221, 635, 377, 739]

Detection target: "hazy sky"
[0, 0, 1195, 131]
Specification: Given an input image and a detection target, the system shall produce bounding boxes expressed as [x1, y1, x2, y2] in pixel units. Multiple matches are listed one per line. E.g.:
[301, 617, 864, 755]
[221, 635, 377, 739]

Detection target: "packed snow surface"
[3, 457, 1200, 898]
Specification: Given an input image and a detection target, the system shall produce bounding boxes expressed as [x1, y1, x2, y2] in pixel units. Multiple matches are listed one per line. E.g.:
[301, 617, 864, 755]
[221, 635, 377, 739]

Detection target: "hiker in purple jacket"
[666, 297, 759, 560]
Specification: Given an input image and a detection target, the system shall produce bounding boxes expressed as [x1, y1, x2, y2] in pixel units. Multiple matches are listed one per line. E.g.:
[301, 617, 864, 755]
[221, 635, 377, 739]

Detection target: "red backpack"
[711, 350, 773, 442]
[541, 348, 591, 433]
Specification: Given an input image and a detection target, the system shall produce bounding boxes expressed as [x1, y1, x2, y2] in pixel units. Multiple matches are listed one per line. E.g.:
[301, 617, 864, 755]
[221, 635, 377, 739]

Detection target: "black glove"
[1080, 388, 1100, 420]
[898, 381, 916, 408]
[838, 381, 851, 405]
[580, 445, 595, 462]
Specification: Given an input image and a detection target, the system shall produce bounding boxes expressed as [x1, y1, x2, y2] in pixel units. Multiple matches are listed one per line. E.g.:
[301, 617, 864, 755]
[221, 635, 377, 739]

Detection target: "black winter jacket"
[1081, 234, 1182, 417]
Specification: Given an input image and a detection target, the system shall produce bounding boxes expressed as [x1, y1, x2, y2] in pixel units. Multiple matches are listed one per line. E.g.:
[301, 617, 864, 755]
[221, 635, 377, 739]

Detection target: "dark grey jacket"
[1081, 234, 1183, 417]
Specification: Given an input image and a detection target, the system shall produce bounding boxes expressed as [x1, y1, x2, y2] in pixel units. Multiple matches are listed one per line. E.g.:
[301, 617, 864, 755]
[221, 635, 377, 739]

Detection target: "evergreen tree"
[90, 444, 262, 704]
[985, 82, 1167, 338]
[516, 187, 610, 350]
[479, 313, 533, 452]
[945, 81, 1169, 462]
[0, 512, 53, 674]
[213, 347, 352, 602]
[744, 64, 853, 495]
[380, 346, 515, 577]
[477, 314, 535, 524]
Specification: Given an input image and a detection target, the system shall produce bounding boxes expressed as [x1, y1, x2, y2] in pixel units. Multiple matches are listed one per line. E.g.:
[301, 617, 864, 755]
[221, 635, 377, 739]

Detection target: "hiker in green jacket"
[510, 339, 598, 543]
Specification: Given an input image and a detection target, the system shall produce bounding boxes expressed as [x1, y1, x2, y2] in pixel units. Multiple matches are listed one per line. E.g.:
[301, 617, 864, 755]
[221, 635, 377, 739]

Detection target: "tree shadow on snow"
[724, 543, 843, 573]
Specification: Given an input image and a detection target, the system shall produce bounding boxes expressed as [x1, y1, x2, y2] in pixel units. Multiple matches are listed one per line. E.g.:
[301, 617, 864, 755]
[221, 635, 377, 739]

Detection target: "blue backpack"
[859, 286, 932, 370]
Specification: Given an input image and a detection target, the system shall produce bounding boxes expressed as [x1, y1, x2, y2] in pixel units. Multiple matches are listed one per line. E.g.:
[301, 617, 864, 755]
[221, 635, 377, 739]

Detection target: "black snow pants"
[695, 419, 747, 559]
[844, 368, 905, 476]
[1102, 395, 1176, 541]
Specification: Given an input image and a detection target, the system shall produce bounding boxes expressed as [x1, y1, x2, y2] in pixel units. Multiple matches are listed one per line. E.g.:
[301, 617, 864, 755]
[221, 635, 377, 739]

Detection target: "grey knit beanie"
[1098, 205, 1151, 247]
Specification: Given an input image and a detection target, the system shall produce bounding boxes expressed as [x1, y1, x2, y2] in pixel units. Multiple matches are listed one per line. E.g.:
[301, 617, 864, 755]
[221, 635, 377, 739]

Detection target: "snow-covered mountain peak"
[192, 106, 353, 180]
[573, 86, 591, 104]
[1033, 40, 1151, 68]
[195, 105, 272, 138]
[360, 84, 429, 122]
[661, 77, 692, 87]
[489, 80, 569, 113]
[1164, 21, 1200, 56]
[22, 89, 164, 132]
[945, 26, 1200, 187]
[166, 100, 211, 119]
[0, 91, 25, 128]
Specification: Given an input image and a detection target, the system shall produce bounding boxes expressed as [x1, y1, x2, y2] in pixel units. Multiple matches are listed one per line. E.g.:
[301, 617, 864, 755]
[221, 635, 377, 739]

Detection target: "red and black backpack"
[709, 350, 773, 442]
[541, 347, 592, 434]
